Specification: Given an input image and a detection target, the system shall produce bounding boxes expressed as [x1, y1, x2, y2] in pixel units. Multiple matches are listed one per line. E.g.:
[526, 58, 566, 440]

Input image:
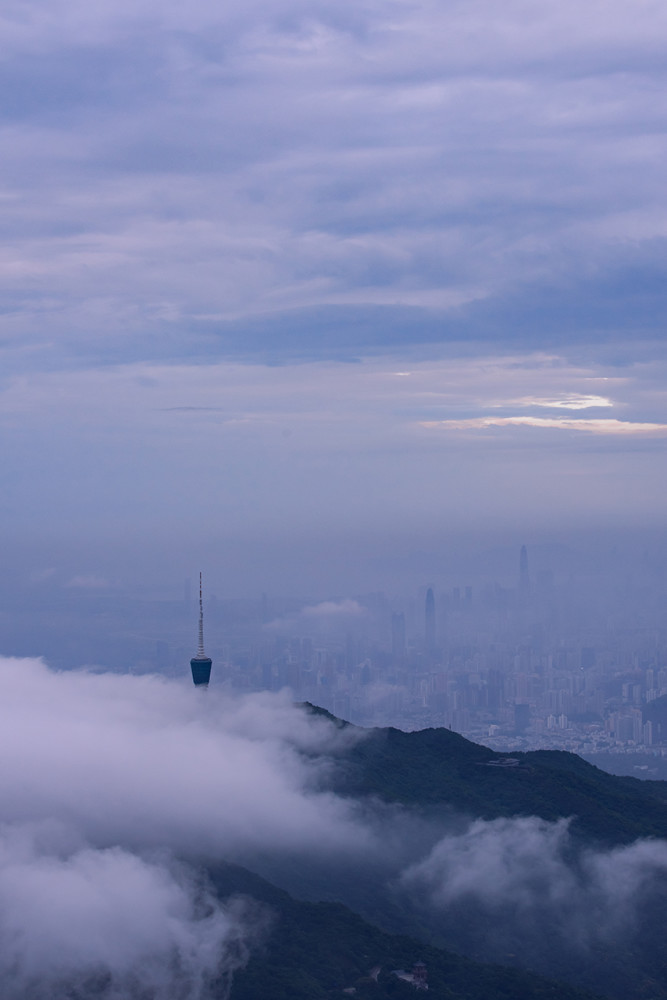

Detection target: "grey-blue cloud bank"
[1, 0, 666, 371]
[2, 0, 666, 589]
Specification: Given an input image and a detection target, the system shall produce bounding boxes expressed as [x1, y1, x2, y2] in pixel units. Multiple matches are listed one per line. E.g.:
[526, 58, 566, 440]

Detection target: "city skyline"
[5, 539, 667, 769]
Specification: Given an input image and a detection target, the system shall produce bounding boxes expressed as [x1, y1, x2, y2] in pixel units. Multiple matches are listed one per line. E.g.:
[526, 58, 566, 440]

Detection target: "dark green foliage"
[300, 701, 350, 727]
[207, 863, 601, 1000]
[231, 708, 667, 1000]
[330, 721, 667, 843]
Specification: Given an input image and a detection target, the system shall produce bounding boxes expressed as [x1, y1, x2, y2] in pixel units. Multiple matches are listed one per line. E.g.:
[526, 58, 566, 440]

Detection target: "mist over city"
[2, 0, 667, 998]
[4, 534, 667, 772]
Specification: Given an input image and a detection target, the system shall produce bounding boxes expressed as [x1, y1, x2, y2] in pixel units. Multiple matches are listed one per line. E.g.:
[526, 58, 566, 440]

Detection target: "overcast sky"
[2, 0, 666, 591]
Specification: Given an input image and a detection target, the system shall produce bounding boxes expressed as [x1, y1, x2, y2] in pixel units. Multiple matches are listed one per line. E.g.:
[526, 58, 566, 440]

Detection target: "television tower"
[190, 573, 212, 687]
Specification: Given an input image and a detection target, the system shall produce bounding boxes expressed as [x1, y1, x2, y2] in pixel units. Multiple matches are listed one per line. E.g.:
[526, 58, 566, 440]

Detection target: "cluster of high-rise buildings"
[183, 546, 667, 758]
[7, 546, 666, 761]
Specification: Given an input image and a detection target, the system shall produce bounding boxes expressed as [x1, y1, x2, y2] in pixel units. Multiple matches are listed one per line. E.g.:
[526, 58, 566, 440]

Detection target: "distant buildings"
[519, 545, 529, 593]
[514, 702, 530, 733]
[391, 612, 406, 659]
[108, 546, 667, 757]
[425, 588, 436, 651]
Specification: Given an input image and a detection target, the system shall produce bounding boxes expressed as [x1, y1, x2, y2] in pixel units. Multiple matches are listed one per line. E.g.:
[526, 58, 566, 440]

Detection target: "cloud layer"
[3, 351, 667, 588]
[0, 657, 365, 857]
[3, 655, 667, 997]
[422, 416, 667, 435]
[0, 656, 368, 996]
[0, 825, 257, 1000]
[1, 0, 666, 368]
[399, 814, 667, 981]
[2, 0, 667, 573]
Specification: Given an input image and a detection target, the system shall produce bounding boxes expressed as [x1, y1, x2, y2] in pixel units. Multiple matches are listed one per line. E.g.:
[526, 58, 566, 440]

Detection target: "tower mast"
[190, 572, 213, 687]
[197, 572, 206, 658]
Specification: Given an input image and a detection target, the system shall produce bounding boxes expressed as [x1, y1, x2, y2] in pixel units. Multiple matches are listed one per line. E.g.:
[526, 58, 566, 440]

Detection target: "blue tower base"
[190, 657, 212, 686]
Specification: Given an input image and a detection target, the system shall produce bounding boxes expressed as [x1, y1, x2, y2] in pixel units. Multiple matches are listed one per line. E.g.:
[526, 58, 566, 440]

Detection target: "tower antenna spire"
[197, 571, 206, 658]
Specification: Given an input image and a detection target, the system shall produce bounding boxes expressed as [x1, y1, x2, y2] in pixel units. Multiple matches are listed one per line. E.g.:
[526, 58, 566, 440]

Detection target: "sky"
[1, 0, 667, 592]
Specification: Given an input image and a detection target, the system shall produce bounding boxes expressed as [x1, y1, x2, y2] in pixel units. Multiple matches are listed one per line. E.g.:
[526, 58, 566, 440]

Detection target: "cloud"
[420, 416, 667, 435]
[3, 655, 667, 996]
[265, 599, 368, 633]
[1, 0, 667, 369]
[0, 657, 367, 859]
[3, 352, 667, 571]
[403, 817, 578, 913]
[0, 656, 372, 996]
[399, 815, 667, 968]
[0, 823, 259, 1000]
[497, 394, 614, 409]
[2, 0, 667, 574]
[300, 599, 365, 618]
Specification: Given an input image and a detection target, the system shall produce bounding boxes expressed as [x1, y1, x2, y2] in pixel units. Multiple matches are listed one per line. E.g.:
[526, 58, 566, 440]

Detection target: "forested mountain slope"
[208, 863, 602, 1000]
[308, 706, 667, 843]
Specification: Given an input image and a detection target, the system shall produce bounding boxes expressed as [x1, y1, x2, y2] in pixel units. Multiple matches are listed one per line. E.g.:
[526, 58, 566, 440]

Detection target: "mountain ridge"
[303, 706, 667, 844]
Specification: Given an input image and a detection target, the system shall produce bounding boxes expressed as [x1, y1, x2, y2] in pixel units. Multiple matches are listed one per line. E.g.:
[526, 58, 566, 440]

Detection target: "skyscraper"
[391, 611, 406, 659]
[425, 587, 436, 651]
[190, 573, 212, 687]
[519, 545, 529, 592]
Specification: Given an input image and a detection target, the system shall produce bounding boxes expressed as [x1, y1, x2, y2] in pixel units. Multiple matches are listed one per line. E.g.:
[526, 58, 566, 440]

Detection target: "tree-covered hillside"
[208, 863, 602, 1000]
[310, 707, 667, 843]
[234, 707, 667, 1000]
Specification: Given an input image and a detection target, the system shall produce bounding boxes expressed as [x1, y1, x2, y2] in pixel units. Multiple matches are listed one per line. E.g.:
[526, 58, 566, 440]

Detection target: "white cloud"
[2, 353, 667, 558]
[0, 824, 256, 1000]
[420, 416, 667, 435]
[400, 815, 667, 957]
[0, 657, 367, 858]
[0, 656, 372, 995]
[497, 394, 614, 409]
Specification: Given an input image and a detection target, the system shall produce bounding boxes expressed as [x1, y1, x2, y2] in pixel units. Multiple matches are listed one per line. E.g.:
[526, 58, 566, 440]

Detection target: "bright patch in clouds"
[500, 395, 614, 410]
[421, 417, 667, 436]
[2, 352, 667, 554]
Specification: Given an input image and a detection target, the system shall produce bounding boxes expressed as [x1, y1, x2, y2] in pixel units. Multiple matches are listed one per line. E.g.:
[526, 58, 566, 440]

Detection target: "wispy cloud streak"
[421, 417, 667, 435]
[494, 395, 614, 410]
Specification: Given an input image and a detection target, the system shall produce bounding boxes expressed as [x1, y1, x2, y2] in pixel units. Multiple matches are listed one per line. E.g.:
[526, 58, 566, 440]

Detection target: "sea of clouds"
[2, 655, 667, 998]
[399, 815, 667, 961]
[0, 656, 367, 998]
